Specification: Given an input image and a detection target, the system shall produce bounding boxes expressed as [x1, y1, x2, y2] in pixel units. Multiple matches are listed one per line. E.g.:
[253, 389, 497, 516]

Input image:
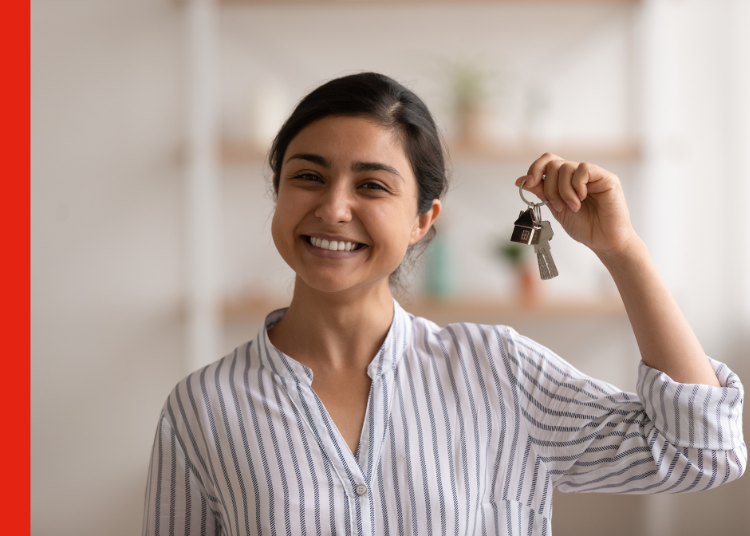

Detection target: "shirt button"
[355, 484, 368, 496]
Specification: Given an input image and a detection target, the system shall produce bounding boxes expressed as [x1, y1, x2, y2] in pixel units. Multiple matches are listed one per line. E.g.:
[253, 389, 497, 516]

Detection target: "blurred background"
[31, 0, 750, 535]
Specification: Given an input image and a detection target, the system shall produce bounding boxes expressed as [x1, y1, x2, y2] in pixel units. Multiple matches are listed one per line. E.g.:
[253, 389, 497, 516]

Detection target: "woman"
[143, 73, 745, 536]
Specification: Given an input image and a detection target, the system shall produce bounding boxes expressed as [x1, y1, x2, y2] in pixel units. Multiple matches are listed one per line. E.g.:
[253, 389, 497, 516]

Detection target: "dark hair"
[269, 72, 449, 296]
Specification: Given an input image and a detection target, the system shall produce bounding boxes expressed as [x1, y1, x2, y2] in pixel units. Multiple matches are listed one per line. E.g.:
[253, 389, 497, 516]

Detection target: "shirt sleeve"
[506, 328, 746, 494]
[142, 413, 221, 536]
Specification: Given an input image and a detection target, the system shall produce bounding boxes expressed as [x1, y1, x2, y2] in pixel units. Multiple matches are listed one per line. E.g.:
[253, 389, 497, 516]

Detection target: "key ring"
[519, 177, 547, 208]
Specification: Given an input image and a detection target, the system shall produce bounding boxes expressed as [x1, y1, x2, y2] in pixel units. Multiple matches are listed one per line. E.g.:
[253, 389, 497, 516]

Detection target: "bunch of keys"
[509, 177, 559, 280]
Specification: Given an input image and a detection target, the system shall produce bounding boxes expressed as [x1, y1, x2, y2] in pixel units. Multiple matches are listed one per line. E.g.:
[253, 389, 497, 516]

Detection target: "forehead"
[283, 116, 412, 175]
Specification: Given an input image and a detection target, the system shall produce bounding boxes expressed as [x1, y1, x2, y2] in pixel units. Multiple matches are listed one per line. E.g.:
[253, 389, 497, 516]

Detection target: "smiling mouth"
[303, 235, 367, 252]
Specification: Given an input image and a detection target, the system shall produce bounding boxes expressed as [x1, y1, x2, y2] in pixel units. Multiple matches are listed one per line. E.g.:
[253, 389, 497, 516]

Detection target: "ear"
[409, 199, 442, 245]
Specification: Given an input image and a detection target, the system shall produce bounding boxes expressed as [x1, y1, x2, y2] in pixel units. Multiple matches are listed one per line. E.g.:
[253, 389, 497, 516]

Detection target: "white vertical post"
[637, 2, 676, 532]
[636, 0, 684, 291]
[186, 0, 221, 372]
[726, 0, 750, 329]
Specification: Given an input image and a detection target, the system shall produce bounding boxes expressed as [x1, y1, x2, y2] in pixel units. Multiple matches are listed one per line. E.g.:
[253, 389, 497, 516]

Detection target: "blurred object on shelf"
[222, 293, 627, 325]
[247, 75, 288, 153]
[220, 139, 268, 164]
[422, 222, 455, 298]
[445, 59, 493, 150]
[234, 76, 289, 160]
[497, 239, 540, 305]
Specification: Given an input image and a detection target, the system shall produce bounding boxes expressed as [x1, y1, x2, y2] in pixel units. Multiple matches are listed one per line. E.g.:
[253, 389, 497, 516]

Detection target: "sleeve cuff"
[636, 357, 744, 450]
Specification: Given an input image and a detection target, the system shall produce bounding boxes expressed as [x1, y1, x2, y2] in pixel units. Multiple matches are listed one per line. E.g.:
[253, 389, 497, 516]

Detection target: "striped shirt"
[142, 298, 746, 536]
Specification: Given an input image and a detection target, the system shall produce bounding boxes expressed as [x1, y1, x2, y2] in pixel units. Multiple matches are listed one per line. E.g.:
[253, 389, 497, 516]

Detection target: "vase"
[519, 263, 540, 306]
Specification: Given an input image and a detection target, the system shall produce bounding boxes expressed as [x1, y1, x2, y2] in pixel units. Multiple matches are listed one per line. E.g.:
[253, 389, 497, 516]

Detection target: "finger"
[526, 152, 563, 189]
[558, 162, 581, 212]
[582, 163, 621, 196]
[543, 160, 565, 212]
[571, 162, 593, 203]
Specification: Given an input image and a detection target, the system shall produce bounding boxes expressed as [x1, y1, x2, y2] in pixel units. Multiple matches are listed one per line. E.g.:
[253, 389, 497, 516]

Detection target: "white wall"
[31, 1, 186, 535]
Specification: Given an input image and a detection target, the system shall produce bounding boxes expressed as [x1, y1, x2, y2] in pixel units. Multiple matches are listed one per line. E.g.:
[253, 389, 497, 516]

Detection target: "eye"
[293, 172, 323, 183]
[360, 181, 387, 191]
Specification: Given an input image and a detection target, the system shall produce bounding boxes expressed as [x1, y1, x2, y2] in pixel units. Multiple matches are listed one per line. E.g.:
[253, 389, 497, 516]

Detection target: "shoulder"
[407, 311, 524, 353]
[405, 312, 526, 369]
[161, 339, 257, 435]
[405, 312, 575, 382]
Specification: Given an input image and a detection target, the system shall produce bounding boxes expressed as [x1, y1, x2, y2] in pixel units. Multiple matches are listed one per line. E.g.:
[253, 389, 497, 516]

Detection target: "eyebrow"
[285, 152, 404, 182]
[352, 161, 404, 181]
[285, 153, 330, 167]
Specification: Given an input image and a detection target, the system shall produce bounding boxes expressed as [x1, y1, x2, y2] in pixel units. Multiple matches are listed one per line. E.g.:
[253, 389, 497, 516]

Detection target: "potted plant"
[497, 241, 539, 305]
[446, 60, 490, 149]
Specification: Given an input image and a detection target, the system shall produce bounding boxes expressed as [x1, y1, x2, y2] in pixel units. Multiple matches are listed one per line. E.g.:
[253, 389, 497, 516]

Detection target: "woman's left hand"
[515, 153, 637, 257]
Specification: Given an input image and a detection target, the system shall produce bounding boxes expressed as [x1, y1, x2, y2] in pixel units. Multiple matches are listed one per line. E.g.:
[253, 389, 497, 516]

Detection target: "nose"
[315, 182, 353, 224]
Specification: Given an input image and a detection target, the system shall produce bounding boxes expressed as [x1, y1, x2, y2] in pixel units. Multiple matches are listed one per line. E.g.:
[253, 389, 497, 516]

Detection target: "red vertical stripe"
[3, 1, 30, 533]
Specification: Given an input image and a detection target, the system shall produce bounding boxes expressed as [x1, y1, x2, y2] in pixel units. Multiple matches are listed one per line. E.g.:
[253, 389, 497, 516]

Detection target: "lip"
[300, 235, 368, 258]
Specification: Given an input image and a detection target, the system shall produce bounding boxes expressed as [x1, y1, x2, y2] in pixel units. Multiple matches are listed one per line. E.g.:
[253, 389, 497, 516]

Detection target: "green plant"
[446, 60, 489, 114]
[497, 240, 528, 269]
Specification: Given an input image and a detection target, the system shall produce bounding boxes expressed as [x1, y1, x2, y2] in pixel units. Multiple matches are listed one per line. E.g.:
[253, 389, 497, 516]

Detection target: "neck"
[267, 276, 395, 374]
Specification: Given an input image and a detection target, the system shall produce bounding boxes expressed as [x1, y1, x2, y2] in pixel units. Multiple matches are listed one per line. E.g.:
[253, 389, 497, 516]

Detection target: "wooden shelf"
[219, 138, 641, 167]
[220, 141, 268, 165]
[222, 293, 627, 324]
[447, 139, 641, 163]
[219, 0, 639, 5]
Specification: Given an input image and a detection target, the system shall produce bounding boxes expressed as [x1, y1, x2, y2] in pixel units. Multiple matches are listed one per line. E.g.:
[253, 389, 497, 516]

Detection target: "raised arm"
[517, 153, 719, 387]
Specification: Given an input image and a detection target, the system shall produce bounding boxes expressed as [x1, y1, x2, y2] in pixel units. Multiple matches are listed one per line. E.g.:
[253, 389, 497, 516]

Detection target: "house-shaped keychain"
[510, 208, 541, 245]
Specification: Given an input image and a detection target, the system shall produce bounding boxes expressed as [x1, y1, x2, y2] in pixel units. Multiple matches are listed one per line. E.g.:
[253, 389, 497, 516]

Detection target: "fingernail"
[567, 200, 578, 212]
[552, 200, 564, 211]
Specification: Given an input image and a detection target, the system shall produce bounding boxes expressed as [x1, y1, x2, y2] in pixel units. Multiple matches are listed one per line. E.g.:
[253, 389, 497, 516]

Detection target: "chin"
[298, 271, 386, 296]
[297, 272, 354, 294]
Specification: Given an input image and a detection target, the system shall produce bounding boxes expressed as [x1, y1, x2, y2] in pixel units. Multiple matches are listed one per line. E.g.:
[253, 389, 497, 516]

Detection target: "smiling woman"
[142, 73, 745, 536]
[268, 73, 448, 298]
[271, 115, 440, 299]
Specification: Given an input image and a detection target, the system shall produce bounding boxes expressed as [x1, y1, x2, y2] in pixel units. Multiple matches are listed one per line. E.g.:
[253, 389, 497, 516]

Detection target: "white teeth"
[309, 236, 361, 252]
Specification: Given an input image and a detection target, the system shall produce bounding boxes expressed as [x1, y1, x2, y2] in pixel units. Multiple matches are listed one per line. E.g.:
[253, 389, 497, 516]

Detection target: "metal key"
[533, 221, 558, 280]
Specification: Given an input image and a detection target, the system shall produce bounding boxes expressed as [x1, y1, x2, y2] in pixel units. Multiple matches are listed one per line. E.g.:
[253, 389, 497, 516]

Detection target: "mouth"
[302, 235, 367, 252]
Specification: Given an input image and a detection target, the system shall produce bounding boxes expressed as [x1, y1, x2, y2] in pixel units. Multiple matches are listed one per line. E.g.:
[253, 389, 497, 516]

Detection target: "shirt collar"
[254, 297, 413, 385]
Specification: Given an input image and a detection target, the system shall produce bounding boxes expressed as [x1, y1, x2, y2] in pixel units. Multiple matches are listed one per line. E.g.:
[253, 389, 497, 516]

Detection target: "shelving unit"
[219, 138, 642, 166]
[183, 0, 648, 371]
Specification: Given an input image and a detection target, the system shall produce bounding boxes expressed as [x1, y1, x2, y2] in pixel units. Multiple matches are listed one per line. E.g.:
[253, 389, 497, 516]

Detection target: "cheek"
[270, 208, 284, 253]
[369, 203, 418, 250]
[270, 206, 280, 231]
[270, 194, 296, 248]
